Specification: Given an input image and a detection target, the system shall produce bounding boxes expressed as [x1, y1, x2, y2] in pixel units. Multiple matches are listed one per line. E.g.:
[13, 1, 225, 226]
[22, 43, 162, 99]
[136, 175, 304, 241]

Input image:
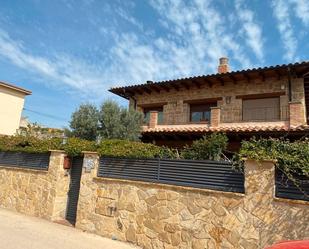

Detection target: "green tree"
[99, 100, 143, 140]
[69, 103, 99, 140]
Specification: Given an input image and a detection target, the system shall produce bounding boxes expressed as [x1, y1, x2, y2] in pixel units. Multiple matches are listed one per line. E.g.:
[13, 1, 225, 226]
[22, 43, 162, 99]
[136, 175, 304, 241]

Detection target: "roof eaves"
[0, 81, 32, 95]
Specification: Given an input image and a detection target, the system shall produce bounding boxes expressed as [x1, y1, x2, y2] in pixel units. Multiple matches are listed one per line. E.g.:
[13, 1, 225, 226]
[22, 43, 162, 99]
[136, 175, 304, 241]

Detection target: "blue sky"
[0, 0, 308, 128]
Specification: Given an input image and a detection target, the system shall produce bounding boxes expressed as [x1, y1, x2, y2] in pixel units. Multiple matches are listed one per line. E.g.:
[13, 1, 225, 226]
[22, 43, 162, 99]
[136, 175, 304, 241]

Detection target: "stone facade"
[132, 77, 306, 128]
[76, 154, 309, 249]
[0, 151, 70, 220]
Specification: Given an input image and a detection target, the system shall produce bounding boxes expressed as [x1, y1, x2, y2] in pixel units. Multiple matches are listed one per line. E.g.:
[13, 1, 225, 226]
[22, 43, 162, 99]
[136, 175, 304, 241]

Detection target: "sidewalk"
[0, 208, 139, 249]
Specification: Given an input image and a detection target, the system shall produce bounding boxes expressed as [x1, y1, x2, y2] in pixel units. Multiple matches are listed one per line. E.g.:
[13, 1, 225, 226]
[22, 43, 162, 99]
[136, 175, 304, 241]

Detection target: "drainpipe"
[287, 67, 292, 102]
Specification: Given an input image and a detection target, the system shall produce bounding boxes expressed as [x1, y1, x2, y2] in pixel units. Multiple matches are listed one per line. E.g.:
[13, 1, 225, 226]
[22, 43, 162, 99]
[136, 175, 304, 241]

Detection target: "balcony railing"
[221, 106, 289, 123]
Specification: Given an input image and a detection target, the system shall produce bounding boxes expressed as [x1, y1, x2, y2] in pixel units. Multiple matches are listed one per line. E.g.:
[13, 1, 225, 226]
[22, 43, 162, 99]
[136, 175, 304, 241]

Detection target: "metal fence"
[0, 151, 50, 170]
[275, 169, 309, 201]
[98, 157, 245, 193]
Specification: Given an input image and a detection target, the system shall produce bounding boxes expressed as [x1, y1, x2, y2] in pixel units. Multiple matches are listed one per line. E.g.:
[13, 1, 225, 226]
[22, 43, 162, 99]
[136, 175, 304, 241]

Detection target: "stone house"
[110, 59, 309, 149]
[0, 81, 31, 135]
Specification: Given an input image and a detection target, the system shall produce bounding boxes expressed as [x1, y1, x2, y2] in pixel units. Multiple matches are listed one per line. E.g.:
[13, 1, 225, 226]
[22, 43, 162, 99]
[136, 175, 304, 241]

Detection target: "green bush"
[239, 137, 309, 177]
[181, 133, 228, 161]
[0, 135, 62, 153]
[97, 139, 177, 159]
[62, 137, 97, 157]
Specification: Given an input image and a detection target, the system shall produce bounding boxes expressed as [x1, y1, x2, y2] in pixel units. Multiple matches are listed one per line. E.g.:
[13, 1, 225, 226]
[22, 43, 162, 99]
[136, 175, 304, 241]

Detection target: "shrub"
[62, 137, 97, 157]
[0, 135, 62, 153]
[239, 137, 309, 177]
[97, 139, 177, 159]
[181, 133, 228, 160]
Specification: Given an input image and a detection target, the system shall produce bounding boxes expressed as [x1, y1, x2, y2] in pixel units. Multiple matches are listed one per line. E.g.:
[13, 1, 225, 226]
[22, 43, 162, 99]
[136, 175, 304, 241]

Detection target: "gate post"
[48, 150, 71, 221]
[75, 151, 99, 231]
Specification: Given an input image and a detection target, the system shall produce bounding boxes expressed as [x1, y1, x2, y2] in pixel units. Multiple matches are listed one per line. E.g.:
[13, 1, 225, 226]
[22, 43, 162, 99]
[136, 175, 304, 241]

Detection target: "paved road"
[0, 208, 138, 249]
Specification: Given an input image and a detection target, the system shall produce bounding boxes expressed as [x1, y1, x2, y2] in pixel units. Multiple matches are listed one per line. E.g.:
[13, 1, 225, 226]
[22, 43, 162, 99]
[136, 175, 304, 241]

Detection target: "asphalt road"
[0, 208, 138, 249]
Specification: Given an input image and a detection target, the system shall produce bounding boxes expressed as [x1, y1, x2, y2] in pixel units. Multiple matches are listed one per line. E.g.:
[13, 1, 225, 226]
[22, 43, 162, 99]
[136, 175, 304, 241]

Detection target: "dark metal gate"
[65, 157, 83, 225]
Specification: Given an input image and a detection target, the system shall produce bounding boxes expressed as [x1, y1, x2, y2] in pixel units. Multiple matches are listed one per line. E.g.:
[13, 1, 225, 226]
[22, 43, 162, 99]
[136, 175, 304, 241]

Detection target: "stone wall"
[0, 151, 70, 220]
[76, 153, 309, 249]
[132, 77, 305, 125]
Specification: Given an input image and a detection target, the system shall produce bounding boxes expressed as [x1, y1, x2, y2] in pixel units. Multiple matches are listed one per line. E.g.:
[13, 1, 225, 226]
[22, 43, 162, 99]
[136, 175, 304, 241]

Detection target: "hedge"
[0, 135, 177, 158]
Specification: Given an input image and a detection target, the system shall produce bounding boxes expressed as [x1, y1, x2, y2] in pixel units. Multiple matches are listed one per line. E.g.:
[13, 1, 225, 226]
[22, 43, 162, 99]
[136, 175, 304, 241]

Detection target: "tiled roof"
[142, 124, 309, 134]
[110, 61, 309, 99]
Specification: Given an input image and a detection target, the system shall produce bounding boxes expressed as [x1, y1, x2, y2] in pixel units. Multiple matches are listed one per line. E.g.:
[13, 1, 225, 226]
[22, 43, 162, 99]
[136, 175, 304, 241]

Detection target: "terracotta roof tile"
[142, 124, 309, 134]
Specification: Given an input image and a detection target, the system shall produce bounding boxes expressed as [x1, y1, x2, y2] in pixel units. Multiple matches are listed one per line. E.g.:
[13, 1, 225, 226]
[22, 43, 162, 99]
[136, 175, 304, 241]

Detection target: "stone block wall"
[0, 151, 70, 221]
[76, 154, 309, 249]
[131, 77, 305, 126]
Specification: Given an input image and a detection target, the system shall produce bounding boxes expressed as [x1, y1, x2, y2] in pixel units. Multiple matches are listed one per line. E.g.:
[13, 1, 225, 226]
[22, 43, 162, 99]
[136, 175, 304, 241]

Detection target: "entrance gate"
[65, 157, 83, 225]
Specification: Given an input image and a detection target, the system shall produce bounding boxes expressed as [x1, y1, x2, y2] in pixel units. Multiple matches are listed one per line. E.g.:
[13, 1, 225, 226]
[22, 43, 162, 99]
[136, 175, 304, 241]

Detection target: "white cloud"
[0, 29, 106, 96]
[271, 0, 298, 61]
[235, 0, 264, 61]
[290, 0, 309, 26]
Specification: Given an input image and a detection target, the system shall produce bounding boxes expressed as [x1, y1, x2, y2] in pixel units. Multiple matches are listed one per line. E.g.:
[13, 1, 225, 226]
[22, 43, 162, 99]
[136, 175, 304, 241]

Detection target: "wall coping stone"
[82, 151, 98, 155]
[243, 158, 277, 163]
[49, 150, 66, 153]
[288, 101, 302, 104]
[93, 177, 245, 198]
[0, 165, 48, 174]
[274, 197, 309, 206]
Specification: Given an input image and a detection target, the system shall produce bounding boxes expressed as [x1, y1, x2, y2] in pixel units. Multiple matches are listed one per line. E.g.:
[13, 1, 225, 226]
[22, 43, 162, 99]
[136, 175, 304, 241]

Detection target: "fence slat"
[98, 157, 245, 193]
[0, 151, 50, 170]
[275, 169, 309, 201]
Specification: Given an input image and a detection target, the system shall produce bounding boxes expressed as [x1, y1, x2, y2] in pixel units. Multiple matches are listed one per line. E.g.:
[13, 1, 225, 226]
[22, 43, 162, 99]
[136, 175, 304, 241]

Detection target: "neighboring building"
[0, 81, 32, 135]
[110, 59, 309, 149]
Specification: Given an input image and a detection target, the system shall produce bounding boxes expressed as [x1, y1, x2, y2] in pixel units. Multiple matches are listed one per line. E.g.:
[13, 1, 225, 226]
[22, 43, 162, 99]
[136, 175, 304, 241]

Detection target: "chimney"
[218, 57, 229, 74]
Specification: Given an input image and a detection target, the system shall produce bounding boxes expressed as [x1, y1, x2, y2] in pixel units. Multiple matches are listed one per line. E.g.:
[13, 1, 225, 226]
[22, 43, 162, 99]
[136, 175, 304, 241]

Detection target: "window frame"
[143, 106, 164, 125]
[189, 102, 217, 123]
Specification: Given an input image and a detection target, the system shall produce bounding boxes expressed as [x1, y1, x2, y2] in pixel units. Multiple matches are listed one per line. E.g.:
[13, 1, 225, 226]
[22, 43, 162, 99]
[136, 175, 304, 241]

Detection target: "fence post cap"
[242, 158, 277, 163]
[49, 149, 66, 153]
[82, 151, 99, 155]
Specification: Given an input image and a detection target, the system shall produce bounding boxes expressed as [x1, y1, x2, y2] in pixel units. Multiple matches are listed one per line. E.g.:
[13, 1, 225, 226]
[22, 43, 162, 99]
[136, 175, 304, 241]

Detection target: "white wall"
[0, 86, 26, 135]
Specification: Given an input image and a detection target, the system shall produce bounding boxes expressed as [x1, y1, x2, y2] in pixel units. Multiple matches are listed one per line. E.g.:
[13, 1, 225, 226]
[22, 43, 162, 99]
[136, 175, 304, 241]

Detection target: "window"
[190, 103, 216, 123]
[143, 107, 163, 124]
[242, 97, 280, 121]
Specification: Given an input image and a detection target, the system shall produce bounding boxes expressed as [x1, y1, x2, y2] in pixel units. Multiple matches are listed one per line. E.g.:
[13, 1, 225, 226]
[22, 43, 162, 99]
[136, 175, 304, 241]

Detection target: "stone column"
[149, 111, 158, 128]
[244, 159, 276, 248]
[289, 101, 306, 127]
[75, 151, 99, 232]
[244, 159, 275, 197]
[48, 150, 71, 221]
[210, 107, 221, 127]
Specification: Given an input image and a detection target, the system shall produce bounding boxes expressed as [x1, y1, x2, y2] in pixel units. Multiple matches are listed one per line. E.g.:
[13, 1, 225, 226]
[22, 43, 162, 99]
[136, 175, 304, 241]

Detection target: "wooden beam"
[236, 91, 286, 99]
[192, 80, 201, 88]
[203, 78, 213, 87]
[181, 81, 190, 90]
[259, 71, 266, 81]
[138, 102, 168, 108]
[229, 75, 237, 84]
[274, 69, 281, 80]
[216, 76, 225, 86]
[142, 87, 152, 94]
[159, 85, 170, 92]
[243, 73, 250, 83]
[184, 97, 223, 104]
[171, 83, 180, 91]
[152, 85, 161, 93]
[135, 88, 143, 95]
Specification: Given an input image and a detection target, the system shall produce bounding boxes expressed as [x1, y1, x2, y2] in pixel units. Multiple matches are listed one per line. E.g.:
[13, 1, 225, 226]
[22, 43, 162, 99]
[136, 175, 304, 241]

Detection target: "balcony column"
[289, 101, 306, 127]
[149, 111, 158, 128]
[210, 107, 221, 127]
